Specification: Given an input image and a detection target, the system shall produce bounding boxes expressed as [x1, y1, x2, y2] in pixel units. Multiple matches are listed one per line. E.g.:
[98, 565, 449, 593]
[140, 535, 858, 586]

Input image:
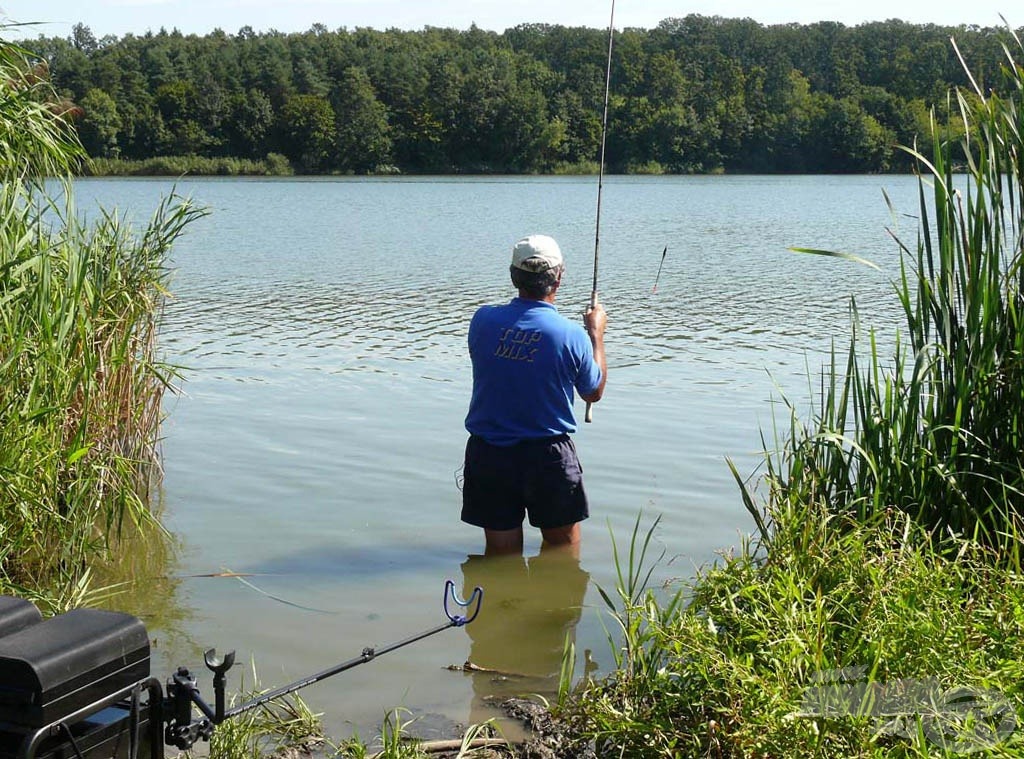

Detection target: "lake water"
[70, 174, 919, 740]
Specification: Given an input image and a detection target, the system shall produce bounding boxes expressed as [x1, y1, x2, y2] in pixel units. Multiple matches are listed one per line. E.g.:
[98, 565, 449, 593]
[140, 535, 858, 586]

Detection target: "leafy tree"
[276, 93, 334, 171]
[806, 95, 893, 172]
[155, 80, 213, 154]
[331, 66, 391, 173]
[549, 89, 600, 166]
[77, 87, 120, 157]
[221, 88, 274, 157]
[71, 23, 98, 54]
[239, 34, 293, 106]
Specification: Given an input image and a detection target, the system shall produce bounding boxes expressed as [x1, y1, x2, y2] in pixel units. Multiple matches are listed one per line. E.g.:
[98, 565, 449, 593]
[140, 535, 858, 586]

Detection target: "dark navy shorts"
[461, 434, 590, 531]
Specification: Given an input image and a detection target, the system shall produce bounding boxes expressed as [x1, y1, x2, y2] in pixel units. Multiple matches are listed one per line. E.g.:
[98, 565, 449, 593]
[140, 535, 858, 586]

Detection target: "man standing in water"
[461, 234, 607, 554]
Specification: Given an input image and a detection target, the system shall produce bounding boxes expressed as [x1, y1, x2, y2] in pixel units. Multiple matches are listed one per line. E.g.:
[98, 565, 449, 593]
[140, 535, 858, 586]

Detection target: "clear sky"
[0, 0, 1015, 41]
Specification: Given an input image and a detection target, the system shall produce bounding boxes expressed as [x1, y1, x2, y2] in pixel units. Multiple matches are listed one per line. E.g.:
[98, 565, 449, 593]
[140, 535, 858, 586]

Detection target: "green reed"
[0, 35, 204, 602]
[736, 30, 1024, 563]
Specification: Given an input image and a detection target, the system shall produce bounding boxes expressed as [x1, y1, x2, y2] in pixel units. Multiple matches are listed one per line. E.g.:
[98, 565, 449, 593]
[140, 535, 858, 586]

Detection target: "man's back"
[465, 297, 600, 445]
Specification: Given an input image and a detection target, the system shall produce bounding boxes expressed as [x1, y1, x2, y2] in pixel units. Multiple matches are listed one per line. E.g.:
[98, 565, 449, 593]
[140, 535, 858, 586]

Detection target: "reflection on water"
[88, 504, 198, 662]
[460, 546, 590, 727]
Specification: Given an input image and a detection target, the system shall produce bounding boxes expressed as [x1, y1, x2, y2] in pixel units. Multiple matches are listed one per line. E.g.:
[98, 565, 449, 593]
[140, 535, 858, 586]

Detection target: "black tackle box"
[0, 702, 157, 759]
[0, 600, 41, 642]
[0, 607, 150, 727]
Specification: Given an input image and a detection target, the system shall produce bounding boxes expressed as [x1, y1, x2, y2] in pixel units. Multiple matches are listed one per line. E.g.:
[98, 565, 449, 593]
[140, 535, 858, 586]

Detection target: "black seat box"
[0, 609, 149, 727]
[0, 599, 41, 641]
[0, 702, 156, 759]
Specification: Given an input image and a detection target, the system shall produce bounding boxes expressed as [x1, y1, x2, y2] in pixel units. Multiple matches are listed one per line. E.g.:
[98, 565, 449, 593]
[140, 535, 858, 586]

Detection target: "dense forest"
[22, 16, 1024, 174]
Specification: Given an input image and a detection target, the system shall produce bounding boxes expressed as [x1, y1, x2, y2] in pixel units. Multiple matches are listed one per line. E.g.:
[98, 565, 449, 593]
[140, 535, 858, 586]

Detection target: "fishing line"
[585, 0, 615, 424]
[232, 573, 341, 614]
[186, 566, 343, 614]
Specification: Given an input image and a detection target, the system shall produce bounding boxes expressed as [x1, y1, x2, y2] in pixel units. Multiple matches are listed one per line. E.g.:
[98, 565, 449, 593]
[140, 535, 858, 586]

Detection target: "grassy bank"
[0, 36, 203, 610]
[551, 512, 1023, 757]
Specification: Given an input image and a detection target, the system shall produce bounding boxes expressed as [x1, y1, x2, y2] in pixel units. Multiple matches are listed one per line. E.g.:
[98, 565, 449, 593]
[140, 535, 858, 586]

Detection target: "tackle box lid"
[0, 599, 41, 642]
[0, 609, 150, 727]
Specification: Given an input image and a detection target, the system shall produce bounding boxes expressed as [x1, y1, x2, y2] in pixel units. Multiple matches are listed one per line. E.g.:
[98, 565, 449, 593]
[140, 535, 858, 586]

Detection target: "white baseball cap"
[511, 234, 563, 273]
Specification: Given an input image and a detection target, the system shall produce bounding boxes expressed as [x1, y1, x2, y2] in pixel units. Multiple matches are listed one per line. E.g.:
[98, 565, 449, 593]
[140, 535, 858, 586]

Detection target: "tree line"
[23, 16, 1023, 174]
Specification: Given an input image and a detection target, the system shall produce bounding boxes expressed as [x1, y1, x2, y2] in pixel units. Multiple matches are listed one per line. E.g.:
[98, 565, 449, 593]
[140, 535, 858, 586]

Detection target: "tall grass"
[736, 29, 1024, 562]
[0, 34, 204, 604]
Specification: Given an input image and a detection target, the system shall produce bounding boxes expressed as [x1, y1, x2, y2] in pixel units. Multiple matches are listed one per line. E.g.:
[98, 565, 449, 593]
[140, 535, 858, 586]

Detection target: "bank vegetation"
[0, 35, 202, 612]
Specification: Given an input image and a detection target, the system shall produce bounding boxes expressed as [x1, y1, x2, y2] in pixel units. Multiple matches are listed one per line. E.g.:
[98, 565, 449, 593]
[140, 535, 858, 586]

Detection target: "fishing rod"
[165, 580, 482, 750]
[585, 0, 616, 425]
[0, 582, 482, 759]
[652, 246, 668, 293]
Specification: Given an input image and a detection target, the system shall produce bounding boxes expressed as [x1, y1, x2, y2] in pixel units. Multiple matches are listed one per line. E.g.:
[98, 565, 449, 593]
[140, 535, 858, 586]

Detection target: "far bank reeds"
[85, 152, 294, 177]
[0, 35, 203, 609]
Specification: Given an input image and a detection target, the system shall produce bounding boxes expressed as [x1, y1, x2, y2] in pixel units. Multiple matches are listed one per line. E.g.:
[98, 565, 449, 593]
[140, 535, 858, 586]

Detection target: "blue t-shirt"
[465, 298, 602, 445]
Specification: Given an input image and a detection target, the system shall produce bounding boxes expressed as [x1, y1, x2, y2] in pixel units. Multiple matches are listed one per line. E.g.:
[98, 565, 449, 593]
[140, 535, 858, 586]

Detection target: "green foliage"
[747, 30, 1024, 560]
[19, 17, 1024, 175]
[155, 79, 214, 154]
[276, 93, 335, 172]
[0, 33, 204, 601]
[263, 152, 294, 175]
[559, 510, 1024, 757]
[223, 89, 274, 157]
[332, 66, 392, 173]
[77, 87, 120, 158]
